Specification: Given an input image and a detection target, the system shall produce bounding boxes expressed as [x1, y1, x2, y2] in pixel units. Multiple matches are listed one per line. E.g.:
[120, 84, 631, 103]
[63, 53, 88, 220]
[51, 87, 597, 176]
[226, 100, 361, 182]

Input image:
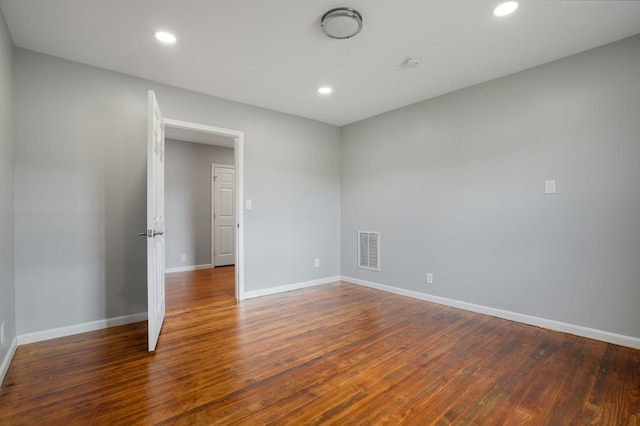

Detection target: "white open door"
[145, 90, 166, 351]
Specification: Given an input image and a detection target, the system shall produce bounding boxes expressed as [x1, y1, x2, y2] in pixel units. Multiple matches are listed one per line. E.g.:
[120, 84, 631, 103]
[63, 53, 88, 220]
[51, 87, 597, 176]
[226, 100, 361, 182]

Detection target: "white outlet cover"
[314, 258, 320, 268]
[426, 273, 433, 284]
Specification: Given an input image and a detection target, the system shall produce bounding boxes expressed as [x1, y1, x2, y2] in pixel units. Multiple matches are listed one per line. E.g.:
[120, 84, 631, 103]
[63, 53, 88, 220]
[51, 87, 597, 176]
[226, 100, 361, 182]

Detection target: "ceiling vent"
[358, 231, 380, 271]
[321, 8, 363, 39]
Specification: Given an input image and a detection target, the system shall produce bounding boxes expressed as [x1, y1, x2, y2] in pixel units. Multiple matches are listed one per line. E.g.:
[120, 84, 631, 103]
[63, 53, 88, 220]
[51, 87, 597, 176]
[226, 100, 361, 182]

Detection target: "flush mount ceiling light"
[321, 8, 363, 39]
[318, 86, 333, 95]
[154, 31, 176, 44]
[493, 1, 519, 17]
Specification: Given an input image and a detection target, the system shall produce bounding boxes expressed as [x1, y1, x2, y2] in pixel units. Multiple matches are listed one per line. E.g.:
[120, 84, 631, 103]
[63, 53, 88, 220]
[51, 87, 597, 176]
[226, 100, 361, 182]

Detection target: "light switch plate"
[545, 180, 557, 194]
[245, 199, 253, 210]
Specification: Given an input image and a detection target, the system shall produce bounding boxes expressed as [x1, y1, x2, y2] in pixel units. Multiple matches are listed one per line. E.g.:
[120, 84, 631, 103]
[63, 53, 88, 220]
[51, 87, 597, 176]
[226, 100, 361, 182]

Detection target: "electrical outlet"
[314, 258, 320, 268]
[181, 254, 187, 262]
[1, 322, 4, 345]
[426, 273, 434, 284]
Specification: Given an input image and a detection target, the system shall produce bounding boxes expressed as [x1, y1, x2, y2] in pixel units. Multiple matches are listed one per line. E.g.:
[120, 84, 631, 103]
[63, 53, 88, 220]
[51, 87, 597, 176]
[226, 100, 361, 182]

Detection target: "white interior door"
[146, 90, 166, 351]
[213, 166, 236, 267]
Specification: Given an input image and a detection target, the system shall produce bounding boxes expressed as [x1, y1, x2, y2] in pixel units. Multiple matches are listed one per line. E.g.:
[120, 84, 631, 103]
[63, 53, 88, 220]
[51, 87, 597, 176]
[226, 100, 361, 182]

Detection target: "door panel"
[146, 90, 166, 352]
[220, 226, 234, 255]
[220, 188, 233, 217]
[214, 166, 236, 266]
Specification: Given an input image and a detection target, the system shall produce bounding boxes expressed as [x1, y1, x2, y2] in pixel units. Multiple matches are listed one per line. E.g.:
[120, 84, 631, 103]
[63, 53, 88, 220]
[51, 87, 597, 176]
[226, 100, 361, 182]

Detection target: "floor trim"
[342, 276, 640, 350]
[17, 313, 148, 346]
[244, 276, 342, 299]
[0, 337, 18, 389]
[165, 264, 212, 273]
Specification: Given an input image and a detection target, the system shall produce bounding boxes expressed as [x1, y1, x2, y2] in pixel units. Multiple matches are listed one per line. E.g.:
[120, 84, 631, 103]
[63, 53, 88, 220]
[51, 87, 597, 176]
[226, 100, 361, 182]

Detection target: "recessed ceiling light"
[493, 1, 518, 17]
[154, 31, 176, 44]
[318, 87, 333, 95]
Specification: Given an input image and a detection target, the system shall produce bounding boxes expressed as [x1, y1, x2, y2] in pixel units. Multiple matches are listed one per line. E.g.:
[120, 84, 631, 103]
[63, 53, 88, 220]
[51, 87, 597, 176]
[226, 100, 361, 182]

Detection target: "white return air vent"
[358, 231, 380, 271]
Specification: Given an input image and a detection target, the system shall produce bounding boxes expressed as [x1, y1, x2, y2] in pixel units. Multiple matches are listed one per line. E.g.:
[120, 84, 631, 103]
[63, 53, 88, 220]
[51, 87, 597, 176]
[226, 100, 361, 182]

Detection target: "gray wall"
[13, 48, 341, 335]
[165, 139, 234, 269]
[341, 34, 640, 339]
[0, 9, 14, 364]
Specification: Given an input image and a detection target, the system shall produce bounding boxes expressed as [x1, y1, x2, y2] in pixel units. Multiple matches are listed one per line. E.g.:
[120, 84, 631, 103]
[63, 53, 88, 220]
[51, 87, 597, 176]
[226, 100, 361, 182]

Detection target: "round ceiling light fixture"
[321, 8, 363, 39]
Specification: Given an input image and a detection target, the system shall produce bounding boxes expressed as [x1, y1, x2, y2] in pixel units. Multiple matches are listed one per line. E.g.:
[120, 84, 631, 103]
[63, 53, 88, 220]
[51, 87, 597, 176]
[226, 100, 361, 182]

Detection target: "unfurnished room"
[0, 1, 639, 424]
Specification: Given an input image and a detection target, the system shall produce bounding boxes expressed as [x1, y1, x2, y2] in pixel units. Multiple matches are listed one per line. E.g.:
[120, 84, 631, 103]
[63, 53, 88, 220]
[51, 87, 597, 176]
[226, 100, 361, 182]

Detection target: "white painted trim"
[165, 264, 212, 273]
[0, 337, 18, 389]
[244, 276, 341, 299]
[17, 313, 147, 346]
[341, 276, 640, 350]
[235, 132, 245, 300]
[164, 119, 242, 140]
[215, 161, 218, 265]
[163, 118, 245, 301]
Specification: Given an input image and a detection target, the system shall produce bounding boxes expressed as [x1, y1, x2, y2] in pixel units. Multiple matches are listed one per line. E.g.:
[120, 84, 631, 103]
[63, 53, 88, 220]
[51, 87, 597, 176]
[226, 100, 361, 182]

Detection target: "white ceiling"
[2, 0, 640, 127]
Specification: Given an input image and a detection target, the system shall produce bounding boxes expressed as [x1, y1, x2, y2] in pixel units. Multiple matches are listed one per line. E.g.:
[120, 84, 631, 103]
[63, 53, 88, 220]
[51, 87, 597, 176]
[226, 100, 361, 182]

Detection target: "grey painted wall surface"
[165, 139, 234, 269]
[0, 9, 14, 363]
[341, 35, 640, 338]
[13, 48, 341, 335]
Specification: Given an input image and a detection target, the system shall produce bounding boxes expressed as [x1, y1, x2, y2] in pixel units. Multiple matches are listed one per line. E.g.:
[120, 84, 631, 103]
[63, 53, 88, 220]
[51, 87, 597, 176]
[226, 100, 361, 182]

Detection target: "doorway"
[164, 118, 245, 300]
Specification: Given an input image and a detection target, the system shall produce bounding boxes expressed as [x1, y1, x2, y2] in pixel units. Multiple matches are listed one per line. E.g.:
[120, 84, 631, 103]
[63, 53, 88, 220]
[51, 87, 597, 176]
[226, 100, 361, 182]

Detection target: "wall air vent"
[358, 231, 380, 271]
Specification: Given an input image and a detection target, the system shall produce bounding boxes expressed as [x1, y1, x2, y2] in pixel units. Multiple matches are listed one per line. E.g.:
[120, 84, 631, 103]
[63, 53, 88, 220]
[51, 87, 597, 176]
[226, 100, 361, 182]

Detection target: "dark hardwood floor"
[1, 268, 639, 424]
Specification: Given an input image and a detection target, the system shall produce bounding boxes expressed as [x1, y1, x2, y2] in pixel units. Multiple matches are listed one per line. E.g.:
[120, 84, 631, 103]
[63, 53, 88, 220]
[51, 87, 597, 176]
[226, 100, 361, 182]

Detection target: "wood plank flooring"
[1, 268, 639, 424]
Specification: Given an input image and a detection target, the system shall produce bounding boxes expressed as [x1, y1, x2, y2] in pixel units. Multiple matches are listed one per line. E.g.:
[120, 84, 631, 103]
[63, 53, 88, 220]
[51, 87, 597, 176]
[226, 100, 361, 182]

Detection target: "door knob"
[138, 230, 164, 237]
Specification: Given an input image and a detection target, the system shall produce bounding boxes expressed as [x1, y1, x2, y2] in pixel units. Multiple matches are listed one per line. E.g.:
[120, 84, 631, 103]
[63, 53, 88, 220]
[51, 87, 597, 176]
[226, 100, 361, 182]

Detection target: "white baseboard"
[244, 276, 341, 299]
[0, 337, 18, 390]
[342, 276, 640, 350]
[17, 312, 148, 346]
[165, 264, 212, 273]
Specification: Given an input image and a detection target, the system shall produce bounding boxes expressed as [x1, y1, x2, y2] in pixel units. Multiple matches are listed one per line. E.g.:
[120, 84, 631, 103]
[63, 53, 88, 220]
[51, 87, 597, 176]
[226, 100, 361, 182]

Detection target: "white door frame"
[211, 164, 236, 267]
[163, 118, 246, 300]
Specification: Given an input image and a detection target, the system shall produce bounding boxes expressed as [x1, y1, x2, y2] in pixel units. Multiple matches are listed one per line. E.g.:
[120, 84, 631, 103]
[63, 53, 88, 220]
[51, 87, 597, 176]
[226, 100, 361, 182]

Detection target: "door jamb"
[163, 118, 245, 301]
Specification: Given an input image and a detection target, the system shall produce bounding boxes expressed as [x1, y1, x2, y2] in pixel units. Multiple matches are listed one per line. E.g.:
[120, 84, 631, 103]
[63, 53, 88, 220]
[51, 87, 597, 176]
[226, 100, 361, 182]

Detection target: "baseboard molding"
[0, 337, 18, 390]
[165, 264, 212, 273]
[342, 276, 640, 350]
[17, 312, 148, 346]
[244, 276, 342, 299]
